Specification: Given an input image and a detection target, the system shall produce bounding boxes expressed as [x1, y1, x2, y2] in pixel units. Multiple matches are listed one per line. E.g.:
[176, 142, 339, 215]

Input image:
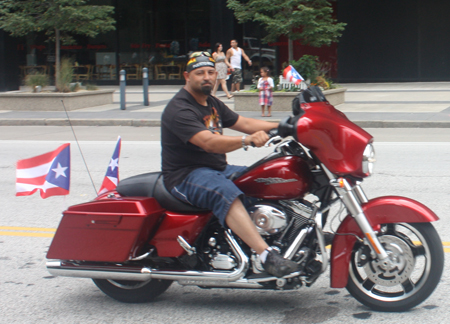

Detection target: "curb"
[0, 119, 162, 127]
[354, 121, 450, 128]
[1, 119, 450, 128]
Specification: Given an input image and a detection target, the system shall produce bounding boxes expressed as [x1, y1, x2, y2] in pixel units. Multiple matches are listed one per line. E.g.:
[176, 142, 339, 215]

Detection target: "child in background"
[257, 67, 274, 117]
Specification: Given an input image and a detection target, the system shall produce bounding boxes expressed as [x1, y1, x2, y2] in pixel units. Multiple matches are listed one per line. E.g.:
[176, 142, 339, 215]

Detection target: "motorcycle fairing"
[329, 196, 439, 288]
[295, 101, 373, 178]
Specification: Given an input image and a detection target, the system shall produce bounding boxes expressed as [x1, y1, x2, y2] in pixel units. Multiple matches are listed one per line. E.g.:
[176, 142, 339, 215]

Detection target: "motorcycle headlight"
[362, 144, 376, 176]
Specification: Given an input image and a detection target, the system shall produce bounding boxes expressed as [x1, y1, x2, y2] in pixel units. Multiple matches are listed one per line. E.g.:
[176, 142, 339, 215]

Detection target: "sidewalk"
[339, 82, 450, 127]
[2, 82, 450, 127]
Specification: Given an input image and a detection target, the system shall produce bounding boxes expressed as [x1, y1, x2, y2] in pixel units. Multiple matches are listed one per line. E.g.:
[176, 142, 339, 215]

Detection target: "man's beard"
[201, 83, 212, 95]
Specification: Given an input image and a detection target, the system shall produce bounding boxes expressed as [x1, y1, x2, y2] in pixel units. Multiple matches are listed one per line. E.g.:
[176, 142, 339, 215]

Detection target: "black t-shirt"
[161, 88, 239, 190]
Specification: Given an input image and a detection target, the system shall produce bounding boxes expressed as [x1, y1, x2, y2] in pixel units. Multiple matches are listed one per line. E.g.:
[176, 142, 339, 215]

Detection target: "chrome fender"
[330, 196, 439, 288]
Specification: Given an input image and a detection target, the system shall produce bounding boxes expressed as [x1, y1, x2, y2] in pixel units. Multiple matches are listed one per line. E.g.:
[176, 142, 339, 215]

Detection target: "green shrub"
[290, 55, 319, 81]
[85, 83, 99, 91]
[289, 55, 338, 90]
[25, 72, 50, 92]
[57, 58, 74, 92]
[70, 82, 81, 92]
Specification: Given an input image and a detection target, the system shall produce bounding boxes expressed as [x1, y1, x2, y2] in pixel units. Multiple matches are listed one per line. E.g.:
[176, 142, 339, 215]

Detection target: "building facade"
[3, 0, 241, 90]
[2, 0, 450, 91]
[337, 0, 450, 82]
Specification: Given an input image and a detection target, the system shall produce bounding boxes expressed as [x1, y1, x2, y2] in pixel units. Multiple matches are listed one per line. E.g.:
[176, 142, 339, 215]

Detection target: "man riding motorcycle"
[161, 51, 298, 277]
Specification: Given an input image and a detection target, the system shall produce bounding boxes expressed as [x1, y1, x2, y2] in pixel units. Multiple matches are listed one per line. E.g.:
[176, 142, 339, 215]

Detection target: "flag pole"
[61, 100, 97, 194]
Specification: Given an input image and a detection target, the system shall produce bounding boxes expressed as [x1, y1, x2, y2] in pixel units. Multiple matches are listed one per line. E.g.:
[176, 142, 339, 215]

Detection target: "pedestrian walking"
[212, 43, 233, 99]
[257, 67, 274, 117]
[226, 39, 252, 92]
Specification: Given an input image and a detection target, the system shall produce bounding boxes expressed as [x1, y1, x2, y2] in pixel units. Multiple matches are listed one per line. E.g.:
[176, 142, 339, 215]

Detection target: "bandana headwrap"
[186, 52, 215, 72]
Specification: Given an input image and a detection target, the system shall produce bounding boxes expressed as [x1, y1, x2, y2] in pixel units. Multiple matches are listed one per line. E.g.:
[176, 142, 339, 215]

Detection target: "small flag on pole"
[16, 143, 70, 199]
[98, 136, 121, 195]
[283, 65, 304, 85]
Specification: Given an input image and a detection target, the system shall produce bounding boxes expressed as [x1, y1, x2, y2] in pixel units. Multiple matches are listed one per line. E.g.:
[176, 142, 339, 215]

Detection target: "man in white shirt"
[226, 39, 252, 92]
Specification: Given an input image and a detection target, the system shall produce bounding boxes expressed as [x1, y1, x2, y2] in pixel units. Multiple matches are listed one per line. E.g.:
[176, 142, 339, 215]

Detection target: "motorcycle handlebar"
[267, 116, 296, 138]
[249, 116, 297, 149]
[264, 135, 283, 147]
[277, 116, 296, 138]
[262, 116, 296, 147]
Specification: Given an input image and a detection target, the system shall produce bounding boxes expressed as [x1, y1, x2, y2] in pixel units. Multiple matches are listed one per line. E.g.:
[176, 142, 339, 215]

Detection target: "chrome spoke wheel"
[358, 234, 418, 296]
[346, 222, 443, 311]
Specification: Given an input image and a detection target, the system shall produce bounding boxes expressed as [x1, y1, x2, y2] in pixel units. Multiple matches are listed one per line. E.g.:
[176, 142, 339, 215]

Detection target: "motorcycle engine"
[248, 204, 288, 236]
[248, 201, 314, 244]
[204, 201, 313, 271]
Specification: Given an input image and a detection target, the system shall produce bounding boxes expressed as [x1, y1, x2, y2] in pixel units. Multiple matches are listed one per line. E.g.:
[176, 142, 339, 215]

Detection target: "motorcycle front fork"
[330, 177, 392, 265]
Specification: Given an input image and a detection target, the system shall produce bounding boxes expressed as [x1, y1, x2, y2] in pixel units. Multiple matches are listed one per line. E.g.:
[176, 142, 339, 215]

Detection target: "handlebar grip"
[268, 128, 278, 138]
[278, 116, 296, 138]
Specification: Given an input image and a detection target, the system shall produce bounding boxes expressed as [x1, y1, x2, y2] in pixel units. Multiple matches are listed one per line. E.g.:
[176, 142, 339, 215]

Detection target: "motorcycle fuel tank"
[234, 156, 312, 200]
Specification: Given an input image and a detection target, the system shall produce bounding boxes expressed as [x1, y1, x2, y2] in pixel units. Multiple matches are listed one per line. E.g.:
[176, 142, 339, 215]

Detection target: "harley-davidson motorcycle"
[46, 86, 444, 312]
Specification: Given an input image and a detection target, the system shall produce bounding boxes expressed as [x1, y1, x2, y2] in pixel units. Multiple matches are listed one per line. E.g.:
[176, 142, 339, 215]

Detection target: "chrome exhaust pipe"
[47, 231, 250, 283]
[47, 260, 266, 288]
[47, 260, 153, 281]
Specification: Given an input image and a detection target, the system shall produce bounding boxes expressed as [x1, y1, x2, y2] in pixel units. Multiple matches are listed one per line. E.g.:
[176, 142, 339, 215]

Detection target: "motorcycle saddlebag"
[46, 197, 164, 262]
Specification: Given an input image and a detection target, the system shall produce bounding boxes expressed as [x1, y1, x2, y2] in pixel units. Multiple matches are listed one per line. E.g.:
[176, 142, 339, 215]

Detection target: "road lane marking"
[0, 226, 56, 237]
[443, 242, 450, 253]
[0, 226, 56, 232]
[0, 231, 54, 237]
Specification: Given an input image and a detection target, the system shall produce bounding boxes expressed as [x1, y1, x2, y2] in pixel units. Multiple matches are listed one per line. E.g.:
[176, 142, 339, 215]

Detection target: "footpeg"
[177, 236, 196, 255]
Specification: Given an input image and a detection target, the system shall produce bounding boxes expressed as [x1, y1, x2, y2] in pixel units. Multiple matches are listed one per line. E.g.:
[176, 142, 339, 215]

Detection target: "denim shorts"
[171, 165, 247, 226]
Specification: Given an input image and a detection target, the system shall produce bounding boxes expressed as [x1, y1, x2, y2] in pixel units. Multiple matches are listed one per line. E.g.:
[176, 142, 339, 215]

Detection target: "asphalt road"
[1, 126, 449, 323]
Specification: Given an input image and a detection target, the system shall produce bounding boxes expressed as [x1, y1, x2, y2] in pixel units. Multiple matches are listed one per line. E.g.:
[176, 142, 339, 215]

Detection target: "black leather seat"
[116, 172, 209, 213]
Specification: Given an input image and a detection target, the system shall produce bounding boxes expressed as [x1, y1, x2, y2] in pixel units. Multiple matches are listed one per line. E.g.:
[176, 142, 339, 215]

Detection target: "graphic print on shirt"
[203, 107, 223, 135]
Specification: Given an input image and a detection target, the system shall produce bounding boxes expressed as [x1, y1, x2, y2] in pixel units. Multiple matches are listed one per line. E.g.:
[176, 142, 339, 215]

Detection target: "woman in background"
[212, 43, 233, 99]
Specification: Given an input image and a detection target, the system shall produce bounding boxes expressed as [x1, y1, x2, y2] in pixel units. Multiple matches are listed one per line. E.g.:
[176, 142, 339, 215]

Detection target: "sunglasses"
[189, 51, 212, 58]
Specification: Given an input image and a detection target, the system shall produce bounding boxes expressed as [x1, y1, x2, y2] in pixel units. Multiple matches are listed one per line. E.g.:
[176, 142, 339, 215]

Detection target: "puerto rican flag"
[97, 136, 121, 195]
[283, 65, 304, 85]
[16, 143, 70, 199]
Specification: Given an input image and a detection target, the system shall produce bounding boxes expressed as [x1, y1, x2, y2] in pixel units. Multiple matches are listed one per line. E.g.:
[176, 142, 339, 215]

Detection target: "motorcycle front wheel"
[346, 222, 444, 312]
[93, 278, 173, 303]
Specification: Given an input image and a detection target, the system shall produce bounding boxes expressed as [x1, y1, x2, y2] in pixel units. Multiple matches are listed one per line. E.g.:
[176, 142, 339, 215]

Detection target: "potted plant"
[234, 56, 346, 112]
[25, 73, 50, 93]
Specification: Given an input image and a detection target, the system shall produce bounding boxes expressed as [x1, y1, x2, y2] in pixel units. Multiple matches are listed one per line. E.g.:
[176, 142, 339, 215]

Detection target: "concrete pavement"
[2, 82, 450, 127]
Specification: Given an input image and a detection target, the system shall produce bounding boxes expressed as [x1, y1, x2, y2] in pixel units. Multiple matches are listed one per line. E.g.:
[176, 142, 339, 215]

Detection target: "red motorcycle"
[46, 86, 444, 312]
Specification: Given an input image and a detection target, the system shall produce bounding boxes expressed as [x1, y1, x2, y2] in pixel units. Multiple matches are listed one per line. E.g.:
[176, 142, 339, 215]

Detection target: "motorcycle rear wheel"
[93, 278, 173, 303]
[346, 222, 444, 312]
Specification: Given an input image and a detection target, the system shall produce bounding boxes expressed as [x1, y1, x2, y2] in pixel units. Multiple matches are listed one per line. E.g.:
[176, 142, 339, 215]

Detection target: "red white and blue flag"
[98, 136, 121, 195]
[283, 65, 304, 85]
[16, 143, 71, 199]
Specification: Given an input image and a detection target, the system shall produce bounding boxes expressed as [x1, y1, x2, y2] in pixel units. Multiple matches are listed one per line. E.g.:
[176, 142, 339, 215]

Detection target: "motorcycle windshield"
[294, 87, 373, 178]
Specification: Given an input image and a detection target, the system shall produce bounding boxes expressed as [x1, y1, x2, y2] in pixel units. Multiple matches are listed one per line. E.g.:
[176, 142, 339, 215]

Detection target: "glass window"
[17, 0, 212, 83]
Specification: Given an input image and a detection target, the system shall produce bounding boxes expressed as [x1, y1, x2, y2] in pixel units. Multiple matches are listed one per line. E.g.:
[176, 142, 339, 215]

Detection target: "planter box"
[0, 89, 115, 111]
[233, 88, 346, 111]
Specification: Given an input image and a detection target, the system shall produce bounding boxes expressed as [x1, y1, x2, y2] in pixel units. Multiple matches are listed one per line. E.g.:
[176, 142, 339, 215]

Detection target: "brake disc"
[363, 235, 415, 287]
